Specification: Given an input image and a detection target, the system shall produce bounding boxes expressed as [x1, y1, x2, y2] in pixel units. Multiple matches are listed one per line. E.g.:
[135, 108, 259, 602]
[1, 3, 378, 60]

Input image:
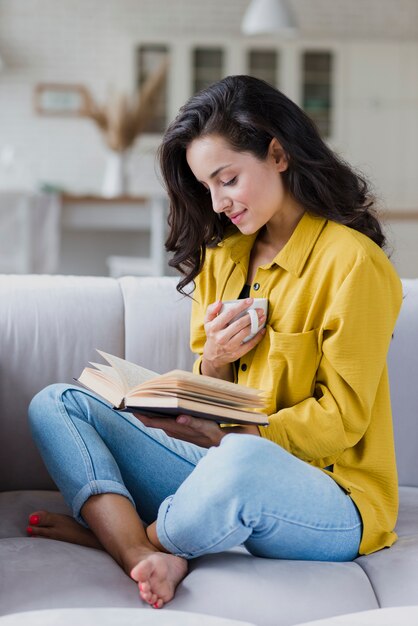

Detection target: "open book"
[76, 350, 269, 426]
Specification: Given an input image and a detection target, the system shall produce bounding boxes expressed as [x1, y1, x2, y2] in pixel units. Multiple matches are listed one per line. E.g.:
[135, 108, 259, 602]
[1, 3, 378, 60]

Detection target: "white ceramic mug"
[221, 297, 268, 343]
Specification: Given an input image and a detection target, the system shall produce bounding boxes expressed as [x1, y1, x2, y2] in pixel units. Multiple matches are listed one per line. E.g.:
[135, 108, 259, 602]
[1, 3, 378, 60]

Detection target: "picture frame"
[34, 83, 90, 116]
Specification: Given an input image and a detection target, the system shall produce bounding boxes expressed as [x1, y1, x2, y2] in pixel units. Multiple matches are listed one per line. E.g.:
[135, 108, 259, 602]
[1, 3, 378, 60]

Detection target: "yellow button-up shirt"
[190, 212, 403, 555]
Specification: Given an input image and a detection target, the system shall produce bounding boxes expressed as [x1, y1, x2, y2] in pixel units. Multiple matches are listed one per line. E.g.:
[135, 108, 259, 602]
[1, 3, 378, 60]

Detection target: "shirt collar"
[218, 213, 327, 277]
[217, 229, 258, 265]
[274, 212, 327, 276]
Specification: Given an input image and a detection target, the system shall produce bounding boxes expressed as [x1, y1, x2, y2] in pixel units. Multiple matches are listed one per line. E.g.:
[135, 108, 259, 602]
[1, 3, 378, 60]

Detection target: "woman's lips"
[228, 209, 246, 224]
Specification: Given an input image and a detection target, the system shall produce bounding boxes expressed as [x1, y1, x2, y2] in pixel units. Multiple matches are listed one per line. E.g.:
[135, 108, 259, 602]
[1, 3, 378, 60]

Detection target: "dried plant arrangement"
[82, 59, 169, 152]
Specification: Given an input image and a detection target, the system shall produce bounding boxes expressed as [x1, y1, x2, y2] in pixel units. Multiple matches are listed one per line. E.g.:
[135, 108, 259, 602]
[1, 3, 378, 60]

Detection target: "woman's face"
[185, 133, 290, 235]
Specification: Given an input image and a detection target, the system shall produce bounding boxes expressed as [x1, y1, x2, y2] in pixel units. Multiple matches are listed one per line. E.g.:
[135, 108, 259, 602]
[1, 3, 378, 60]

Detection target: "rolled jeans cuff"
[156, 495, 193, 559]
[72, 480, 136, 527]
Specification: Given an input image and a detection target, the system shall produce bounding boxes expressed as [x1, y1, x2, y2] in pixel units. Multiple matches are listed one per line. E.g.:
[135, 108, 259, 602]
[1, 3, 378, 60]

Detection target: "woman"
[27, 75, 402, 609]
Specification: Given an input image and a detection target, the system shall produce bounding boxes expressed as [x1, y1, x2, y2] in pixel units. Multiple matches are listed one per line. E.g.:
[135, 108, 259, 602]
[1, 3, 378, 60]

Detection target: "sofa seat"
[0, 608, 256, 626]
[1, 486, 418, 625]
[301, 606, 418, 625]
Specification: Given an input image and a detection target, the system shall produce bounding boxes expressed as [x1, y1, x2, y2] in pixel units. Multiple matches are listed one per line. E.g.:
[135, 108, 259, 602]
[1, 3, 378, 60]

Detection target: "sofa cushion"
[3, 487, 418, 622]
[0, 491, 377, 625]
[351, 488, 418, 608]
[0, 275, 125, 492]
[0, 490, 71, 540]
[355, 535, 418, 608]
[388, 279, 418, 487]
[119, 276, 194, 374]
[0, 533, 377, 625]
[299, 606, 418, 625]
[0, 608, 256, 626]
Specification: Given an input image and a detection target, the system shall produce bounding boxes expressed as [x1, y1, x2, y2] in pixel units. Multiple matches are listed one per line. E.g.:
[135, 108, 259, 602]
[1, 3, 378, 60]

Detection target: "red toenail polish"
[26, 526, 33, 535]
[29, 515, 40, 525]
[153, 603, 159, 609]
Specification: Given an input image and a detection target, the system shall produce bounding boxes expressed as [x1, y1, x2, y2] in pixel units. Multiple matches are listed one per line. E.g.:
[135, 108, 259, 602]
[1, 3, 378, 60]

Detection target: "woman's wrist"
[200, 358, 234, 382]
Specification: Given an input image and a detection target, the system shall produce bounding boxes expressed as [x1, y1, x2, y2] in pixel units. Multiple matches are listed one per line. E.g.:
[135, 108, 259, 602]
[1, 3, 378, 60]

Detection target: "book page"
[128, 388, 264, 409]
[136, 369, 266, 405]
[97, 350, 158, 394]
[77, 367, 124, 408]
[89, 362, 122, 384]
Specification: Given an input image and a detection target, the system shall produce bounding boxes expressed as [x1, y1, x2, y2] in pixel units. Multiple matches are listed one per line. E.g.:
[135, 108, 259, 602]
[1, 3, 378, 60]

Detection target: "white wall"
[0, 0, 168, 195]
[0, 1, 417, 276]
[0, 1, 264, 194]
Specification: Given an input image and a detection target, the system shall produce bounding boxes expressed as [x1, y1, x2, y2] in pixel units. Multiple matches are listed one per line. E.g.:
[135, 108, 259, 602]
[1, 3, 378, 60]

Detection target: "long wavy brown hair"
[158, 75, 385, 295]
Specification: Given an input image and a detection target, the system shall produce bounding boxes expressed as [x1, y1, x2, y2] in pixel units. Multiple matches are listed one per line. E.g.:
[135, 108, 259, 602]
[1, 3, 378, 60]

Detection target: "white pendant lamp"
[241, 0, 298, 36]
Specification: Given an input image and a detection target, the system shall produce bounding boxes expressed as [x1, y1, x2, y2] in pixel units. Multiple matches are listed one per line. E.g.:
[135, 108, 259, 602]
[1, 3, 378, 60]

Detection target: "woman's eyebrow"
[209, 164, 232, 179]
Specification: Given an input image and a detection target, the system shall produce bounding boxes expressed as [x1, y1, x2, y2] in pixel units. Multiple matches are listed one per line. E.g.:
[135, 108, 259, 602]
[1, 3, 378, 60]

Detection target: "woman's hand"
[201, 299, 266, 379]
[133, 413, 260, 448]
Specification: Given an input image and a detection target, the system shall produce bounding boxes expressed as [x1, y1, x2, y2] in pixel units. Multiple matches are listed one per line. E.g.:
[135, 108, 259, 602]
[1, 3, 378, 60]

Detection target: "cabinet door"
[192, 47, 225, 93]
[301, 50, 333, 138]
[247, 48, 279, 87]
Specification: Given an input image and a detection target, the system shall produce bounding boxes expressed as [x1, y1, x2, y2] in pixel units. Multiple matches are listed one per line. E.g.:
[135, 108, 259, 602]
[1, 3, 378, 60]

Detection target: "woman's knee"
[219, 433, 286, 469]
[208, 434, 282, 490]
[28, 383, 76, 431]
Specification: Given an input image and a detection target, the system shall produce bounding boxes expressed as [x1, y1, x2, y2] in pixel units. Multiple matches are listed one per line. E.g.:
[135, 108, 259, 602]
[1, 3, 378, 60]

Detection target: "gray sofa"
[1, 274, 418, 626]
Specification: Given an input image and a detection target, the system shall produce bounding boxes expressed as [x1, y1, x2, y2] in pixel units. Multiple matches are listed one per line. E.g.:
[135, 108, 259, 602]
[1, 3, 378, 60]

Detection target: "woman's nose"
[211, 190, 231, 214]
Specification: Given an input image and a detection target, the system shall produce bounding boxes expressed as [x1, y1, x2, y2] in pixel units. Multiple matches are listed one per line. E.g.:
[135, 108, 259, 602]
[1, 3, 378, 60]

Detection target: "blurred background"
[0, 0, 417, 278]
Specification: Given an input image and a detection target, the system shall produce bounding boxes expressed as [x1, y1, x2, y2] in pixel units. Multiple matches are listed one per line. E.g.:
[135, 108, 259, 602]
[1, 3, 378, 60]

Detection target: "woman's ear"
[269, 138, 289, 173]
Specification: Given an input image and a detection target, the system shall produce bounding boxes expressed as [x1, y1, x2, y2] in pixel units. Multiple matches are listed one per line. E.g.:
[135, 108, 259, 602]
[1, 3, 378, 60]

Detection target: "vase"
[101, 150, 128, 198]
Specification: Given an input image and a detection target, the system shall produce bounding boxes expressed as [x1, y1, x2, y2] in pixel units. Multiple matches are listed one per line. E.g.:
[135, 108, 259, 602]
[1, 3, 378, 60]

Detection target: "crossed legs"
[28, 384, 363, 608]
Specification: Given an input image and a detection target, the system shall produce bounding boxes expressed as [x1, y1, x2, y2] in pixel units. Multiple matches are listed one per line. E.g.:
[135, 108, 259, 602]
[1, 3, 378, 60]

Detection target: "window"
[192, 48, 224, 94]
[136, 44, 169, 133]
[302, 51, 333, 137]
[247, 49, 278, 87]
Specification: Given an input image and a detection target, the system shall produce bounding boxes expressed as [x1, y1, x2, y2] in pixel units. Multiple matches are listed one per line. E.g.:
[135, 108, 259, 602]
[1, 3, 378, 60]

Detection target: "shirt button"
[253, 283, 260, 291]
[241, 364, 247, 372]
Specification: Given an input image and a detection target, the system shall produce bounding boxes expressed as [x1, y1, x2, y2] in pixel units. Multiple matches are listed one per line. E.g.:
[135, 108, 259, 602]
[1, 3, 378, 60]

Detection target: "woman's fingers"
[217, 308, 266, 346]
[204, 300, 223, 324]
[202, 299, 267, 370]
[234, 325, 267, 356]
[133, 412, 223, 447]
[205, 298, 254, 329]
[177, 414, 216, 433]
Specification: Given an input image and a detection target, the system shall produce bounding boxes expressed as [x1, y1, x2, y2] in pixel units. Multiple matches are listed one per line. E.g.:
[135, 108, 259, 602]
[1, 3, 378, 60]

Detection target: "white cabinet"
[137, 37, 339, 143]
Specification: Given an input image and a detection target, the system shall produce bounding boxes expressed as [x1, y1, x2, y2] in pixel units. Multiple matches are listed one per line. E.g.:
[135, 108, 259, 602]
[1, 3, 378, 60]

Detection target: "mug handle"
[247, 308, 259, 336]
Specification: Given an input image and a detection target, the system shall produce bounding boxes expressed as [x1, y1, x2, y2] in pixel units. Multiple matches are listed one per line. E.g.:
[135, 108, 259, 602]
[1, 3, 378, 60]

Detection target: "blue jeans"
[28, 384, 362, 561]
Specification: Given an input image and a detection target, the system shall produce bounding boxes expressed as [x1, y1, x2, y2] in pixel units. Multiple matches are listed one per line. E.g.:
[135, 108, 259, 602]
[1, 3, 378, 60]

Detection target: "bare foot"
[27, 510, 102, 550]
[130, 552, 188, 609]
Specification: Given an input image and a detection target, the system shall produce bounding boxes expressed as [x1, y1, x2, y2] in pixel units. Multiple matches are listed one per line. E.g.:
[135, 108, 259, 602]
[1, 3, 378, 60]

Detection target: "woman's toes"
[140, 580, 151, 594]
[147, 592, 157, 605]
[26, 525, 50, 537]
[29, 514, 40, 526]
[137, 576, 157, 605]
[140, 588, 155, 604]
[28, 510, 51, 527]
[27, 510, 55, 537]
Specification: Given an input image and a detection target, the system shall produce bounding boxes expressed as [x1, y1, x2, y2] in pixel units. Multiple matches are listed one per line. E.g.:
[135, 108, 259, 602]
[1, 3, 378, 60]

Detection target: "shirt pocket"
[260, 327, 320, 411]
